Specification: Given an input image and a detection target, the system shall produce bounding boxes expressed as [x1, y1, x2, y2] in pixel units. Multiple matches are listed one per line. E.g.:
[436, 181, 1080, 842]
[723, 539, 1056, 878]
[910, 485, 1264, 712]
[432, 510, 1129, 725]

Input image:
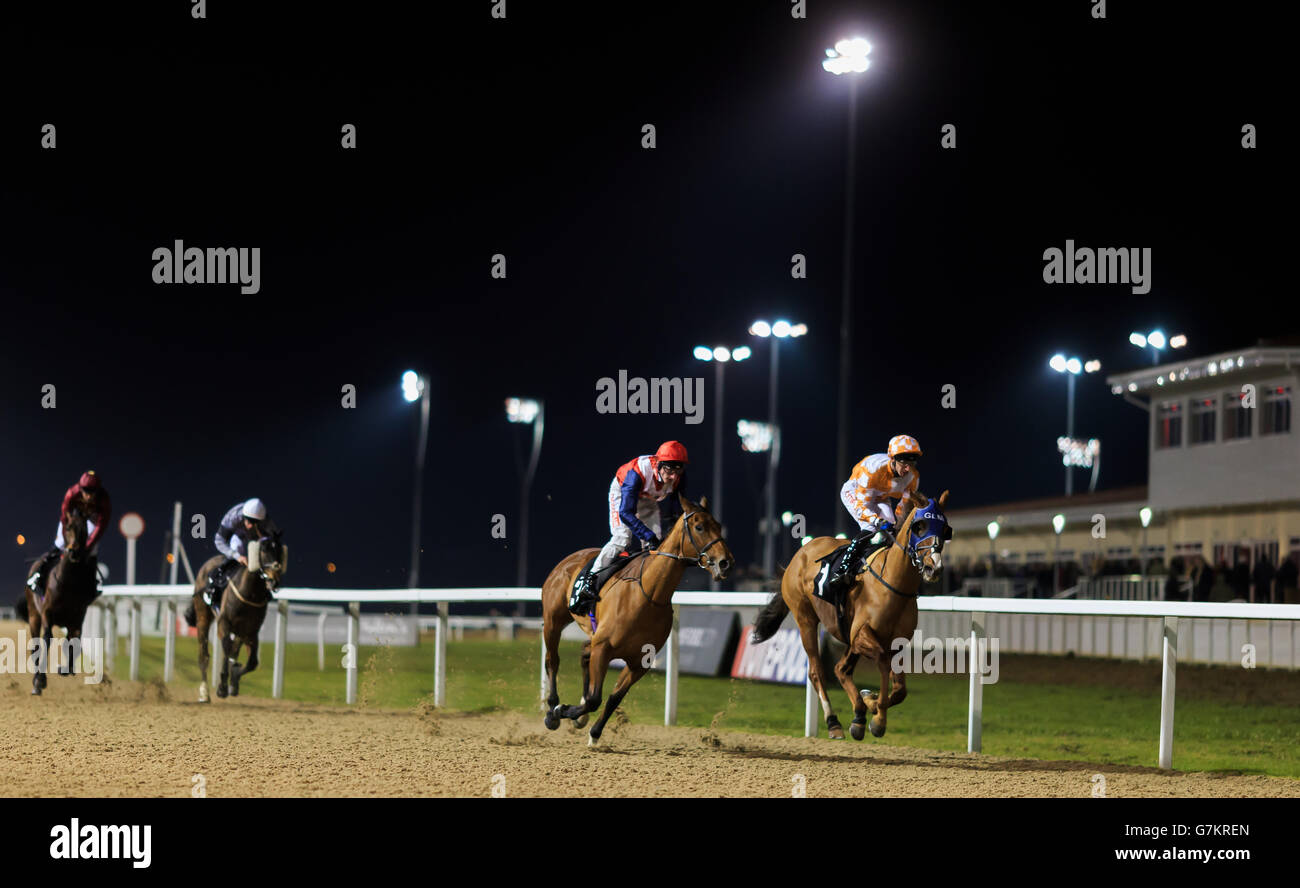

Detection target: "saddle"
[569, 550, 642, 626]
[812, 541, 886, 641]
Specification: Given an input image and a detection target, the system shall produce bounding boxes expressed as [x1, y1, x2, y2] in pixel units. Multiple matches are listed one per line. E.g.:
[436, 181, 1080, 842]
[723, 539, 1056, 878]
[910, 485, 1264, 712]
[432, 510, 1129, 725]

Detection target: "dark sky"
[0, 1, 1287, 593]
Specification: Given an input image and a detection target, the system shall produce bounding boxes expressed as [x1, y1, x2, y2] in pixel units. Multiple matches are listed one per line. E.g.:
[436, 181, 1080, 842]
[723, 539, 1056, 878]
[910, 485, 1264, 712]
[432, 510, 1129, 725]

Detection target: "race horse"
[20, 510, 99, 695]
[540, 494, 733, 745]
[753, 490, 951, 740]
[193, 533, 287, 702]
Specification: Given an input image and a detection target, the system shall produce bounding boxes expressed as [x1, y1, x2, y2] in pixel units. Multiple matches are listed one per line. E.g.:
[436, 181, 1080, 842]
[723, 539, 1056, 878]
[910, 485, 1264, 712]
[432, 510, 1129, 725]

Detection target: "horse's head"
[670, 494, 733, 581]
[62, 510, 88, 562]
[901, 490, 951, 584]
[250, 531, 288, 591]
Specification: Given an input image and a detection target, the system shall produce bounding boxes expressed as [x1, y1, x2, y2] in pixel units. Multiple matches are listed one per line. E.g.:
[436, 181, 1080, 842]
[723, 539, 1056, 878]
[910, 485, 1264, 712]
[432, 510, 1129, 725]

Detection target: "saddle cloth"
[812, 540, 886, 641]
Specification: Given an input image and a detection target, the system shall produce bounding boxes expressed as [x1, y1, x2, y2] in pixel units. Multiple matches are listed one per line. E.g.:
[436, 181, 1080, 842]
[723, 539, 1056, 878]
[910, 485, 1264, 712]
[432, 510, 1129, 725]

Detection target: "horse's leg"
[587, 661, 647, 746]
[542, 608, 565, 729]
[36, 623, 53, 694]
[196, 604, 211, 703]
[794, 609, 843, 739]
[574, 642, 592, 728]
[846, 622, 890, 738]
[869, 656, 893, 738]
[58, 627, 76, 676]
[232, 637, 257, 697]
[833, 649, 871, 741]
[560, 640, 608, 721]
[887, 669, 907, 707]
[216, 619, 233, 699]
[26, 599, 44, 695]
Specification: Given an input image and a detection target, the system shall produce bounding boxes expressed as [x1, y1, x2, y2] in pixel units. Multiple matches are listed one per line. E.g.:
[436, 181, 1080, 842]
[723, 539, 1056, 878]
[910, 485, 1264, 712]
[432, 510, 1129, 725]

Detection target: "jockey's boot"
[826, 531, 874, 598]
[568, 567, 600, 616]
[203, 562, 231, 610]
[26, 547, 60, 592]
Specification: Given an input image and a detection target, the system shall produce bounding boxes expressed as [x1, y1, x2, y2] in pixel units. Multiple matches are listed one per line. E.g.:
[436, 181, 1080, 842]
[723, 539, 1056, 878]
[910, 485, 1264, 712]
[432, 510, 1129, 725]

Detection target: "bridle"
[871, 503, 948, 594]
[652, 509, 727, 572]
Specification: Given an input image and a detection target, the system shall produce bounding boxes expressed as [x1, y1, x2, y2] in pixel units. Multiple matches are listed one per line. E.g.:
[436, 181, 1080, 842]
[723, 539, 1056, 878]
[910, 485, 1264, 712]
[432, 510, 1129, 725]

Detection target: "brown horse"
[22, 511, 99, 695]
[541, 494, 733, 745]
[753, 490, 951, 740]
[193, 533, 287, 702]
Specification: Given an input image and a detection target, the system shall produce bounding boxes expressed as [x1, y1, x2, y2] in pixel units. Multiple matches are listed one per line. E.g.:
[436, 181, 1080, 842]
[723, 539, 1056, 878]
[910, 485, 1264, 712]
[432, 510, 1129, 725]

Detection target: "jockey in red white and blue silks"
[570, 441, 689, 615]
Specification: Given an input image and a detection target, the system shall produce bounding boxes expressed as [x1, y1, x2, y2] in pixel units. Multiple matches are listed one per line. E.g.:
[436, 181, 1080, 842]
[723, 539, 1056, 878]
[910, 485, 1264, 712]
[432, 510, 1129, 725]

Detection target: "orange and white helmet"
[888, 435, 922, 458]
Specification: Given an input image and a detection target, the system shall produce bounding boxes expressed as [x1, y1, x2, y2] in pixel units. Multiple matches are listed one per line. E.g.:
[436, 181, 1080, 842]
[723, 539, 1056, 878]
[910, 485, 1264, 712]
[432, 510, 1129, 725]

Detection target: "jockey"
[185, 498, 278, 625]
[569, 441, 689, 616]
[826, 435, 922, 596]
[28, 470, 111, 596]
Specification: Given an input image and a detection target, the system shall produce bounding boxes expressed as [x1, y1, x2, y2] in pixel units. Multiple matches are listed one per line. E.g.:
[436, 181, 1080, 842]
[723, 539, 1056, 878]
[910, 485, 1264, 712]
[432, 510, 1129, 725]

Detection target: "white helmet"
[242, 498, 268, 521]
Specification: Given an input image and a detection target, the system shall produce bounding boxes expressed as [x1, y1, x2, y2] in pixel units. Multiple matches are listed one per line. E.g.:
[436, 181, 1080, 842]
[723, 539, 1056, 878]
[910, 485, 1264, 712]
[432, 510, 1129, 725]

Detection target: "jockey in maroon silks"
[28, 470, 112, 596]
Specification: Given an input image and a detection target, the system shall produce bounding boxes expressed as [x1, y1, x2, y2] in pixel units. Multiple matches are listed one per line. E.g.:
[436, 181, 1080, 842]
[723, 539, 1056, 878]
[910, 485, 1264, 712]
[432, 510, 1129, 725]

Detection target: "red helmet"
[79, 470, 101, 490]
[654, 441, 689, 465]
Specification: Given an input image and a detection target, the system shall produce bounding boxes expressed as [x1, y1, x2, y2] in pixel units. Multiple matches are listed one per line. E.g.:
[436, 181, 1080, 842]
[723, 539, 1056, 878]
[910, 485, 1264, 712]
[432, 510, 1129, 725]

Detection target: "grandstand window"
[1174, 541, 1203, 557]
[1262, 384, 1292, 436]
[1025, 551, 1047, 562]
[1222, 389, 1253, 440]
[1155, 400, 1182, 449]
[1055, 549, 1076, 563]
[1189, 396, 1217, 445]
[1106, 546, 1133, 558]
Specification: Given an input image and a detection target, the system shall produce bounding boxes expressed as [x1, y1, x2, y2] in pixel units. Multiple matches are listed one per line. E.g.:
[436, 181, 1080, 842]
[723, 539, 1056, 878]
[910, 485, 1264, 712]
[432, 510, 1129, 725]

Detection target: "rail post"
[163, 599, 176, 682]
[968, 611, 986, 753]
[273, 599, 288, 699]
[434, 601, 448, 706]
[128, 599, 142, 681]
[345, 602, 359, 704]
[664, 605, 680, 726]
[1158, 616, 1178, 769]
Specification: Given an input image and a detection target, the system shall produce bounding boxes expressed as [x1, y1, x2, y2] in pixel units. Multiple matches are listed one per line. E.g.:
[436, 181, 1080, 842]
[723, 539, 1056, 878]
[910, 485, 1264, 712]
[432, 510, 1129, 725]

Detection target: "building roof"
[945, 485, 1148, 532]
[1105, 346, 1300, 397]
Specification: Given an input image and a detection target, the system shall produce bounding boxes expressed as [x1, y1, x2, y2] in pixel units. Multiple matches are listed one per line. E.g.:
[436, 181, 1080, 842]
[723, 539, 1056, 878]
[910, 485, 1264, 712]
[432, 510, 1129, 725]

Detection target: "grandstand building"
[944, 345, 1300, 594]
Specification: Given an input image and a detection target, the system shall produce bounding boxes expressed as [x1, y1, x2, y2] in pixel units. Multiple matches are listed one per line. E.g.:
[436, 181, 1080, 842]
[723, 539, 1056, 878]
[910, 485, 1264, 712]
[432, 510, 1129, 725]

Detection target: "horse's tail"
[751, 591, 790, 644]
[14, 593, 28, 623]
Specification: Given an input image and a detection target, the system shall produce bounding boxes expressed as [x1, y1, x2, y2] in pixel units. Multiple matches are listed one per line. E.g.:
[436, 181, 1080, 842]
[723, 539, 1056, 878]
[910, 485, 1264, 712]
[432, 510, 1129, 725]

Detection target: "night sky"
[0, 1, 1286, 594]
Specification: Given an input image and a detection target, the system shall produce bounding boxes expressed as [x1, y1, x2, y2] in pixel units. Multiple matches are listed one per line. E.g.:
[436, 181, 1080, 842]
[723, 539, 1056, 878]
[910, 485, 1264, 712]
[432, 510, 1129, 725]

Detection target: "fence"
[74, 585, 1300, 771]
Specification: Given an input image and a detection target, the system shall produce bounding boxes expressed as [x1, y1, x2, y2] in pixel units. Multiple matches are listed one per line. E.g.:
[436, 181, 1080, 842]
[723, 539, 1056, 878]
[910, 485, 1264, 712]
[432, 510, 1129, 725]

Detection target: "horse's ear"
[938, 490, 949, 509]
[700, 495, 710, 512]
[678, 492, 690, 513]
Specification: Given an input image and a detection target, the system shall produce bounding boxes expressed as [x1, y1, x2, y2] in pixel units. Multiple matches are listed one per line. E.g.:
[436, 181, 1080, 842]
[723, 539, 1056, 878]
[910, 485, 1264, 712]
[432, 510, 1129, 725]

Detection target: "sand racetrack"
[3, 670, 1298, 798]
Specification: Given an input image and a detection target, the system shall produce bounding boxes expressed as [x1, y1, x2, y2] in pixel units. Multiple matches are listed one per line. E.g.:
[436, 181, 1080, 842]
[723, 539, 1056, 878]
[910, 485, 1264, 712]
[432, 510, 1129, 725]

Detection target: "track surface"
[3, 671, 1298, 798]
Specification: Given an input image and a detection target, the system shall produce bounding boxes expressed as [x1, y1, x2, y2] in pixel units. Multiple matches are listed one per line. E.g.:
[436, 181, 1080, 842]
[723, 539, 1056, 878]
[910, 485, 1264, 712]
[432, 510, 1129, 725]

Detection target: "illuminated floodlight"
[737, 419, 775, 453]
[1129, 332, 1147, 348]
[693, 346, 713, 361]
[1140, 507, 1152, 528]
[801, 536, 813, 546]
[732, 346, 752, 361]
[505, 397, 540, 424]
[1065, 357, 1082, 375]
[1111, 384, 1123, 395]
[1084, 360, 1101, 373]
[1049, 353, 1067, 373]
[823, 37, 872, 75]
[781, 511, 794, 526]
[1128, 382, 1137, 392]
[834, 533, 848, 540]
[749, 321, 771, 338]
[1058, 437, 1100, 468]
[401, 370, 424, 403]
[987, 521, 1000, 541]
[713, 346, 731, 362]
[772, 320, 792, 338]
[1147, 330, 1166, 350]
[790, 324, 808, 337]
[1170, 334, 1187, 349]
[1052, 514, 1066, 535]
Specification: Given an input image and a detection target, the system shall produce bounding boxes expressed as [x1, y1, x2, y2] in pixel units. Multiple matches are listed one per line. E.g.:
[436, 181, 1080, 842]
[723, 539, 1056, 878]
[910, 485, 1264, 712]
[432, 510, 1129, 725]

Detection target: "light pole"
[506, 398, 544, 610]
[1129, 330, 1187, 366]
[1049, 353, 1101, 495]
[693, 344, 752, 590]
[1140, 506, 1153, 582]
[1052, 513, 1066, 597]
[750, 320, 806, 579]
[402, 370, 431, 615]
[823, 36, 872, 535]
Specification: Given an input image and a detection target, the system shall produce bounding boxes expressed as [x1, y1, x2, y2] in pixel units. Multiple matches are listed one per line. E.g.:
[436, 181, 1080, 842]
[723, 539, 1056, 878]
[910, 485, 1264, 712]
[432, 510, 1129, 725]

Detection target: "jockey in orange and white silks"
[826, 435, 922, 595]
[569, 441, 689, 615]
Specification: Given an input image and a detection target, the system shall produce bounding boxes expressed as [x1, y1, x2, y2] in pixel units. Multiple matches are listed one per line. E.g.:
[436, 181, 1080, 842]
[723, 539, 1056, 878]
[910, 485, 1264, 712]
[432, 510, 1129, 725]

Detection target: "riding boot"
[204, 562, 231, 609]
[568, 567, 600, 616]
[827, 531, 874, 596]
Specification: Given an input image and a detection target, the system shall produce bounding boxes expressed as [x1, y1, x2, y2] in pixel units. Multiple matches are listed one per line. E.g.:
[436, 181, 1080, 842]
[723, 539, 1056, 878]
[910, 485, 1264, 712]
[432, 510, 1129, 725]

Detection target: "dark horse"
[20, 510, 99, 695]
[540, 494, 733, 745]
[752, 491, 951, 740]
[192, 533, 287, 702]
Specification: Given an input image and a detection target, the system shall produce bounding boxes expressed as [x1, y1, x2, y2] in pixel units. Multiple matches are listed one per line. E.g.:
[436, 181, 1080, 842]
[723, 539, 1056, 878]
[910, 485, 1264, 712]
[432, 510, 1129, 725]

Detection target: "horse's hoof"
[574, 713, 589, 728]
[198, 684, 209, 703]
[850, 721, 866, 741]
[544, 711, 560, 731]
[587, 732, 599, 747]
[828, 726, 845, 740]
[31, 686, 42, 696]
[216, 686, 228, 699]
[869, 719, 886, 738]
